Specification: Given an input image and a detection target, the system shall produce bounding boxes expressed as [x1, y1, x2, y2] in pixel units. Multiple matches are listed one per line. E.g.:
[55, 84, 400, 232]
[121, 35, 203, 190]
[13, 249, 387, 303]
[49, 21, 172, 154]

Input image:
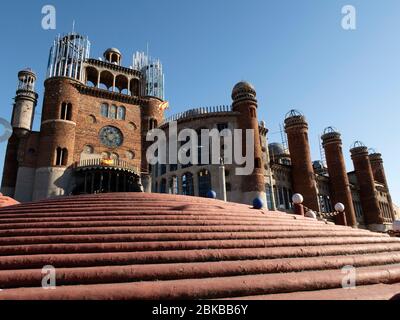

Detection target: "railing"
[74, 158, 139, 174]
[161, 105, 233, 125]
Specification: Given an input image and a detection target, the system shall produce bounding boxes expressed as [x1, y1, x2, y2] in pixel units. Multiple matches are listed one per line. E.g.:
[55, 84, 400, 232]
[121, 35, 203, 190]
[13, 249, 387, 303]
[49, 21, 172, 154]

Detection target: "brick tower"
[231, 81, 266, 206]
[369, 152, 395, 221]
[140, 96, 165, 193]
[350, 142, 383, 229]
[1, 69, 38, 198]
[284, 110, 319, 211]
[321, 127, 357, 226]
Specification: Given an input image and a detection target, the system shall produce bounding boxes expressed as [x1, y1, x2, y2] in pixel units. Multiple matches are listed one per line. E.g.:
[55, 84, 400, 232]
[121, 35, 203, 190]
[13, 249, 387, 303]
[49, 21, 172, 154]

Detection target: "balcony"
[74, 158, 139, 175]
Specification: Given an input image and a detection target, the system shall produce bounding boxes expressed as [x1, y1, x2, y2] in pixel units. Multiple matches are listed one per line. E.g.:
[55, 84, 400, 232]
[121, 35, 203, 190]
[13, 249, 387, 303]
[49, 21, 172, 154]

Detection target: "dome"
[285, 109, 303, 120]
[104, 48, 121, 55]
[18, 68, 36, 78]
[268, 143, 285, 156]
[313, 160, 325, 170]
[1, 193, 399, 300]
[231, 81, 256, 100]
[21, 68, 35, 74]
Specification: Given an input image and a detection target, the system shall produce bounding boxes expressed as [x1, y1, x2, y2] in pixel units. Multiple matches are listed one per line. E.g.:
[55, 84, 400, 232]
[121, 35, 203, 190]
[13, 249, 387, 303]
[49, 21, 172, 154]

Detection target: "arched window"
[117, 106, 126, 120]
[198, 169, 211, 198]
[182, 172, 194, 196]
[110, 105, 117, 119]
[110, 153, 119, 160]
[55, 147, 68, 166]
[60, 102, 72, 121]
[160, 179, 167, 194]
[83, 145, 94, 154]
[149, 118, 158, 130]
[101, 152, 111, 159]
[126, 151, 135, 160]
[101, 103, 109, 117]
[249, 107, 256, 118]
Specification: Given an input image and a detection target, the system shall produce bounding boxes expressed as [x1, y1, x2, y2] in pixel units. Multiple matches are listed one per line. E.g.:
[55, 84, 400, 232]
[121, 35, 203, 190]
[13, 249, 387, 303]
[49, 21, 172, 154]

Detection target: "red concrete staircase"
[0, 193, 399, 300]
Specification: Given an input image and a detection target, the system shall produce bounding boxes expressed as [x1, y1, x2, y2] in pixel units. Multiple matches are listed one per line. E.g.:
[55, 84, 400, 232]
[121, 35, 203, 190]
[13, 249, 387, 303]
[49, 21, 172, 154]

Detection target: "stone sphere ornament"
[292, 193, 304, 205]
[305, 210, 317, 219]
[207, 190, 217, 199]
[253, 197, 264, 209]
[335, 203, 345, 213]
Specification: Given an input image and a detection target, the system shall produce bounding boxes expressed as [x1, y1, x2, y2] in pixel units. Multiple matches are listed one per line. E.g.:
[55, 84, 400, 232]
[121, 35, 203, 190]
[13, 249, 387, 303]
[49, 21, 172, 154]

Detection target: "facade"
[0, 31, 396, 232]
[1, 32, 165, 202]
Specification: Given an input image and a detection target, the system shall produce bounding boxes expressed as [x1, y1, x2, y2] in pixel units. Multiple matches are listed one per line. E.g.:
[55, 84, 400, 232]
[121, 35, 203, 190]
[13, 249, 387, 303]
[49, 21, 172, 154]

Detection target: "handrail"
[74, 158, 139, 174]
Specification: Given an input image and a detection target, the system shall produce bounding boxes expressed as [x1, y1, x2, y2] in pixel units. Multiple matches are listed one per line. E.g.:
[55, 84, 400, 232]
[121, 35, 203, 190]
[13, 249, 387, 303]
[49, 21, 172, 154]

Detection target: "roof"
[0, 193, 399, 300]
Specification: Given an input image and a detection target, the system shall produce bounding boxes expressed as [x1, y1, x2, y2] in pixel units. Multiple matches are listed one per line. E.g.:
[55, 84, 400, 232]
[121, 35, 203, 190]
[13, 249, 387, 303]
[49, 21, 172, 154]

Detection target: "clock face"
[99, 126, 123, 148]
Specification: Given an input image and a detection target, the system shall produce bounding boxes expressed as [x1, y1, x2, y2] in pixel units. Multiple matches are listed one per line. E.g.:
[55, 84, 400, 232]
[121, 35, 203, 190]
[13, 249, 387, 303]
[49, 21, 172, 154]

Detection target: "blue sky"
[0, 0, 399, 204]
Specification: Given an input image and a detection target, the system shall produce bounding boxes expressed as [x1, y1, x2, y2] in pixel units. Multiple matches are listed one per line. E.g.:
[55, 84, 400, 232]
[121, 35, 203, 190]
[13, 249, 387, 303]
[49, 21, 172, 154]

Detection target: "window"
[182, 173, 194, 196]
[169, 176, 179, 195]
[88, 115, 97, 124]
[60, 102, 72, 120]
[160, 179, 167, 194]
[110, 105, 117, 119]
[100, 103, 125, 120]
[126, 151, 135, 160]
[55, 147, 68, 166]
[83, 145, 94, 154]
[117, 106, 126, 120]
[283, 187, 290, 209]
[149, 118, 158, 130]
[198, 169, 211, 198]
[226, 182, 232, 192]
[217, 123, 229, 132]
[101, 103, 109, 117]
[110, 153, 119, 160]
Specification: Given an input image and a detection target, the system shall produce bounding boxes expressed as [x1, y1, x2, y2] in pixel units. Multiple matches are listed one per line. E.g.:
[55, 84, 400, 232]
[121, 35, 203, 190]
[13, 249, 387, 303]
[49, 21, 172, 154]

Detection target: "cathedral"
[0, 32, 395, 232]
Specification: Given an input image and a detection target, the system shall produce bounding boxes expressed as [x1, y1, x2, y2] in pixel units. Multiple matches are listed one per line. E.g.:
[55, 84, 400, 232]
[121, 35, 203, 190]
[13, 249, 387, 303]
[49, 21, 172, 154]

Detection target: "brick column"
[231, 82, 266, 206]
[350, 144, 383, 226]
[369, 152, 395, 221]
[321, 129, 357, 227]
[284, 111, 319, 211]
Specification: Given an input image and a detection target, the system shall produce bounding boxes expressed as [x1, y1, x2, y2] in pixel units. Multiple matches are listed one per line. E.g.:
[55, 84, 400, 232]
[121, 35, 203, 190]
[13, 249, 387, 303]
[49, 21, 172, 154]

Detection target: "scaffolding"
[133, 51, 164, 100]
[47, 32, 91, 82]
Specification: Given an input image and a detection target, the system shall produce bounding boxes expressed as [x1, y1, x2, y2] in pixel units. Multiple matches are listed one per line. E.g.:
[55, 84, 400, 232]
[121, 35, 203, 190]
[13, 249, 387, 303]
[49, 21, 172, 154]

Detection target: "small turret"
[12, 68, 38, 137]
[104, 48, 122, 65]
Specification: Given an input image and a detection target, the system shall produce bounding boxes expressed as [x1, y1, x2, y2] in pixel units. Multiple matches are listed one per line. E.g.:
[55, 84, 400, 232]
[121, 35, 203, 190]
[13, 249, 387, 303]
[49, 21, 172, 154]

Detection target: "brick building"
[0, 32, 396, 232]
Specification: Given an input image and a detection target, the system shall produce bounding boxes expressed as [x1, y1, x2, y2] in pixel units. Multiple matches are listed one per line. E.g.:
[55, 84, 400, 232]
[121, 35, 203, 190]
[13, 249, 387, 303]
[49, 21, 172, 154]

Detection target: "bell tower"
[12, 69, 38, 137]
[1, 69, 38, 198]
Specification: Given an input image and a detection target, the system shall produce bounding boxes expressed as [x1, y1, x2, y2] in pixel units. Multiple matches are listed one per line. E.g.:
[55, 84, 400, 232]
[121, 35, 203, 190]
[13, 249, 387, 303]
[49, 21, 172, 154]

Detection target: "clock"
[99, 126, 123, 148]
